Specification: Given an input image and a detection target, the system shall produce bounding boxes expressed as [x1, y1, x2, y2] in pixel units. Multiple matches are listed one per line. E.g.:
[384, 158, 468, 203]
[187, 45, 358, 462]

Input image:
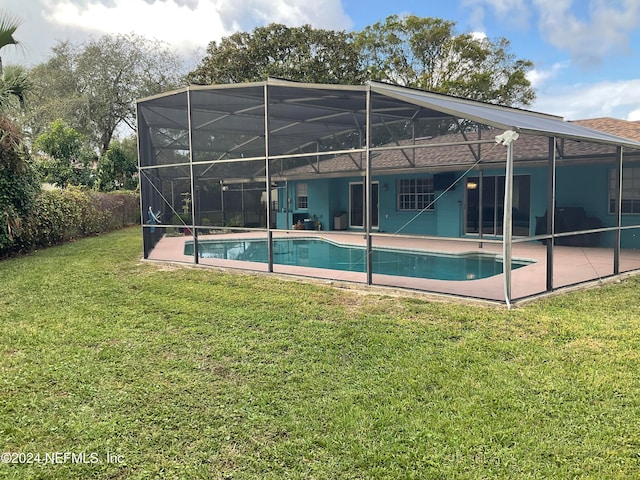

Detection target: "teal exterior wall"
[276, 165, 640, 248]
[556, 164, 613, 227]
[329, 177, 354, 226]
[307, 179, 330, 230]
[277, 178, 344, 231]
[376, 175, 439, 235]
[279, 174, 457, 235]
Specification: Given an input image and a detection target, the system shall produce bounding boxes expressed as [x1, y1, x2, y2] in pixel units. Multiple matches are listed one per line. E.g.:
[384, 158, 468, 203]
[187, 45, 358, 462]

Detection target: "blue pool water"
[184, 238, 533, 281]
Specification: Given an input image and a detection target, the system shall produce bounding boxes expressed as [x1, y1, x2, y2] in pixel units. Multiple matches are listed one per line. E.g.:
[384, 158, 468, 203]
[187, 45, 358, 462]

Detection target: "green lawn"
[1, 227, 640, 479]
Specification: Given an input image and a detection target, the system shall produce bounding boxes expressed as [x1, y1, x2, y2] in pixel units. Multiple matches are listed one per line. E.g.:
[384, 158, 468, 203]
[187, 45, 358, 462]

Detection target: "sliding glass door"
[465, 175, 530, 236]
[350, 182, 379, 228]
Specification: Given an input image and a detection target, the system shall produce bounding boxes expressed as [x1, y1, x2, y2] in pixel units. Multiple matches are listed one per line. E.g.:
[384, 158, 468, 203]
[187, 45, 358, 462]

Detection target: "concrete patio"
[146, 230, 640, 303]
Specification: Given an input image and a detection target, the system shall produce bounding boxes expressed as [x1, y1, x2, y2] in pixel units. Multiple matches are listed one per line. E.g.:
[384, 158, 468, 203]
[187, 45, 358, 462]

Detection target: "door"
[350, 182, 379, 228]
[465, 175, 530, 236]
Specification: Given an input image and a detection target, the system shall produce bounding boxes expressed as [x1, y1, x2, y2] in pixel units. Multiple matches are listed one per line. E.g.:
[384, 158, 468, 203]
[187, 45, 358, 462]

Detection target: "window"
[296, 183, 308, 210]
[609, 168, 640, 214]
[397, 178, 434, 211]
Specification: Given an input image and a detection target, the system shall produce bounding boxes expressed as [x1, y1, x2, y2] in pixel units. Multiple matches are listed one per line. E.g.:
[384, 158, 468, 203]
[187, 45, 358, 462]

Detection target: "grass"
[1, 227, 640, 479]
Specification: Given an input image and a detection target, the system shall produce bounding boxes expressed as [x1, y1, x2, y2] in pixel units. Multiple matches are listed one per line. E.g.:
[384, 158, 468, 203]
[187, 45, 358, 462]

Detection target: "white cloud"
[1, 0, 72, 65]
[461, 0, 640, 67]
[5, 0, 353, 65]
[533, 78, 640, 120]
[41, 0, 229, 56]
[526, 61, 569, 89]
[461, 0, 531, 31]
[214, 0, 352, 32]
[627, 109, 640, 121]
[532, 0, 640, 66]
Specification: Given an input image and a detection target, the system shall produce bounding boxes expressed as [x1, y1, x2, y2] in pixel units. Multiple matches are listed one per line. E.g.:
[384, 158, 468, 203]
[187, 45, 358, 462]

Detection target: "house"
[137, 79, 640, 305]
[275, 123, 640, 242]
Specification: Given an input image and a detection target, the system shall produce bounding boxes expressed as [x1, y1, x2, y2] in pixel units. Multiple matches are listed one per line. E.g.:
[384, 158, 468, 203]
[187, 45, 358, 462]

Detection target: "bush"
[1, 187, 140, 256]
[0, 117, 41, 251]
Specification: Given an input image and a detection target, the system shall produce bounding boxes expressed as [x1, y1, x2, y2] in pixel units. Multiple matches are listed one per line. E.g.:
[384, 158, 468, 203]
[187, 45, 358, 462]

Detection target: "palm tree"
[0, 11, 39, 249]
[0, 12, 30, 112]
[0, 11, 20, 69]
[1, 64, 30, 109]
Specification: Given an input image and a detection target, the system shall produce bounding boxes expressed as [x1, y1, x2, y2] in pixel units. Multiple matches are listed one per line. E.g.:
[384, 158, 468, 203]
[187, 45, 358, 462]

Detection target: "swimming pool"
[184, 237, 534, 281]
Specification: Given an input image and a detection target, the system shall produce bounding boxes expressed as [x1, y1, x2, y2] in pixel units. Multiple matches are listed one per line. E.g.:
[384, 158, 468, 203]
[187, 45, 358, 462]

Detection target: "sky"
[2, 0, 640, 121]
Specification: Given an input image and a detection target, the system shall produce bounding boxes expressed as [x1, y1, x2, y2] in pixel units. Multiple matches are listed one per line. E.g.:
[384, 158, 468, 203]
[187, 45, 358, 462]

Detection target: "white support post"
[495, 130, 519, 307]
[503, 142, 513, 306]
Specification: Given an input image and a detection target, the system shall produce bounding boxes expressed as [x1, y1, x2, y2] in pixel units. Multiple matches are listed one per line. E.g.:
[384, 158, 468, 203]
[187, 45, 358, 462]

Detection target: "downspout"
[496, 130, 519, 308]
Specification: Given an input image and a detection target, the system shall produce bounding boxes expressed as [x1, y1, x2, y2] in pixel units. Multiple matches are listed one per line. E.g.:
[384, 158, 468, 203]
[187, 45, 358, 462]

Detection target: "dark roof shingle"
[571, 117, 640, 142]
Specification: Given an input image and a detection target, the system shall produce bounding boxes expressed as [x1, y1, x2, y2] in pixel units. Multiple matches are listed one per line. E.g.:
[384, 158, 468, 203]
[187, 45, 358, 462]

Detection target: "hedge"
[1, 187, 140, 257]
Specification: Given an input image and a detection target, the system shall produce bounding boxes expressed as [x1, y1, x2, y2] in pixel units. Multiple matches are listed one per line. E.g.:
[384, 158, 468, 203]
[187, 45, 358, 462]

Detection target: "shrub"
[0, 117, 41, 251]
[1, 187, 140, 256]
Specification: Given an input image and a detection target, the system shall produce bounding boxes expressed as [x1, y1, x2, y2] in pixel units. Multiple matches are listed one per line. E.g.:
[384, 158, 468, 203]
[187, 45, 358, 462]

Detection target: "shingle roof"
[275, 129, 623, 179]
[571, 117, 640, 142]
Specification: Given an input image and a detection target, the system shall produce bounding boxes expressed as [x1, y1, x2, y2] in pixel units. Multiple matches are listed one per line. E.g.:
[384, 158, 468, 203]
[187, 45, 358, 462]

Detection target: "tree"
[0, 11, 19, 63]
[95, 138, 138, 191]
[356, 15, 535, 107]
[0, 11, 40, 252]
[26, 34, 185, 153]
[187, 24, 365, 85]
[1, 64, 31, 111]
[0, 12, 32, 113]
[34, 119, 95, 188]
[0, 112, 39, 251]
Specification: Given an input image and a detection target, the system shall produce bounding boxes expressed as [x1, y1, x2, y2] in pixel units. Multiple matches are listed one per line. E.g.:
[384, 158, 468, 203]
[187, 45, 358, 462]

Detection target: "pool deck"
[146, 230, 640, 303]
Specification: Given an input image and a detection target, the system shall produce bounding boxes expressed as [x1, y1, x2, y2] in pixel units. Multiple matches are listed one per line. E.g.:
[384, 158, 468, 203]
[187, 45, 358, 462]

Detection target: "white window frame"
[397, 177, 434, 211]
[296, 183, 308, 210]
[609, 167, 640, 214]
